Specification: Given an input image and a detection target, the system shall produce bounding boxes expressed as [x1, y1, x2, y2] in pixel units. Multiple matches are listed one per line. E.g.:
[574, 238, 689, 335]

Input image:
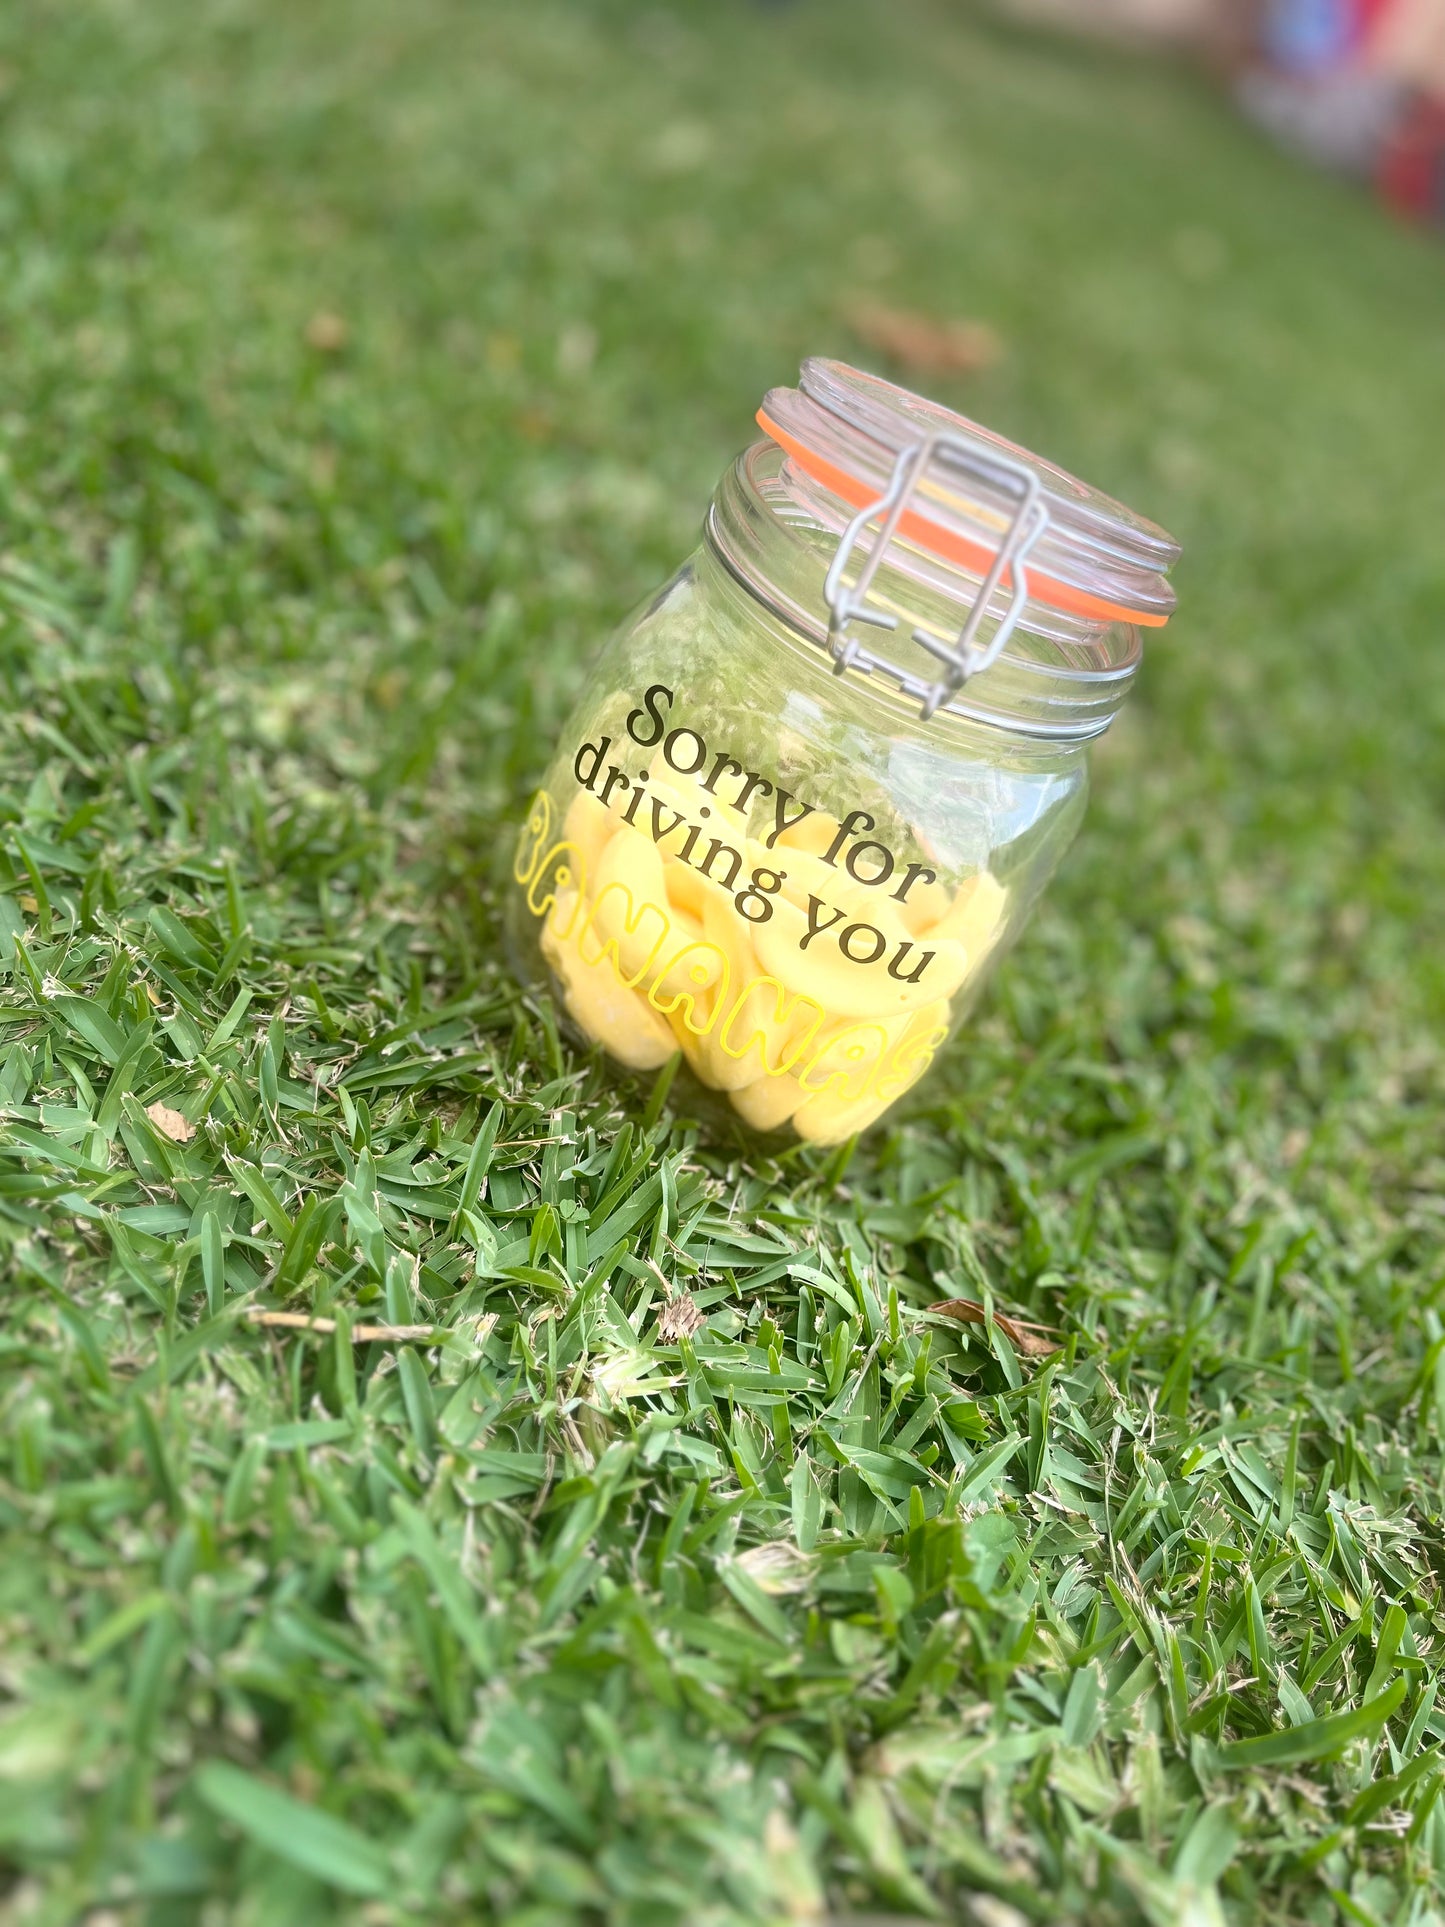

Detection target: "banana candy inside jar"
[508, 358, 1179, 1143]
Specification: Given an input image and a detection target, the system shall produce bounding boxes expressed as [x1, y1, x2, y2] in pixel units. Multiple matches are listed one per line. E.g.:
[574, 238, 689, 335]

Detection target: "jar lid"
[757, 358, 1178, 633]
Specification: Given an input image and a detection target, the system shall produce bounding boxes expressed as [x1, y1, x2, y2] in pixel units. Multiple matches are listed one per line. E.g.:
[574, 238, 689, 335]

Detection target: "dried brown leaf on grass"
[931, 1297, 1059, 1357]
[145, 1101, 194, 1143]
[304, 310, 349, 353]
[846, 302, 1002, 377]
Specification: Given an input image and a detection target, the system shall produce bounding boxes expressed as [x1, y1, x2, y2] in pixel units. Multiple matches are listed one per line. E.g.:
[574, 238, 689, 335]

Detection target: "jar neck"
[705, 439, 1142, 745]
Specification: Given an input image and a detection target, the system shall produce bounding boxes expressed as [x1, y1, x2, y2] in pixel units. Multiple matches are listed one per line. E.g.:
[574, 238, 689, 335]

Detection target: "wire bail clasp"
[821, 432, 1051, 722]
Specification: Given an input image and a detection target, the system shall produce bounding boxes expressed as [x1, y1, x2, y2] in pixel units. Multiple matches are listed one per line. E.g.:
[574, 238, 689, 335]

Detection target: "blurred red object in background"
[1378, 91, 1445, 215]
[997, 0, 1445, 224]
[1370, 0, 1445, 218]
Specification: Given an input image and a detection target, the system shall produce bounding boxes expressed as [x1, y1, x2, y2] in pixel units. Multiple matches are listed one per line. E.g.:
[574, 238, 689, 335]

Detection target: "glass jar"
[508, 359, 1178, 1144]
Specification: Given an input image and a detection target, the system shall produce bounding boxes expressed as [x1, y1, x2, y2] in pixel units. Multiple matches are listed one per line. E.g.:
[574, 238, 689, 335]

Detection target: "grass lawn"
[3, 0, 1445, 1920]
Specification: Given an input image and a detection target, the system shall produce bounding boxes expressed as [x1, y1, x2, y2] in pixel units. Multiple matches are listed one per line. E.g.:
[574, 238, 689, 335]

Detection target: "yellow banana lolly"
[543, 890, 677, 1069]
[730, 1070, 806, 1132]
[538, 772, 1007, 1134]
[563, 789, 615, 887]
[925, 870, 1007, 956]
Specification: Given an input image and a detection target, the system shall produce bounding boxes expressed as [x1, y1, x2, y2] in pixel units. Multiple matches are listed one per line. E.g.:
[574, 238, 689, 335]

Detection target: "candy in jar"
[508, 359, 1178, 1142]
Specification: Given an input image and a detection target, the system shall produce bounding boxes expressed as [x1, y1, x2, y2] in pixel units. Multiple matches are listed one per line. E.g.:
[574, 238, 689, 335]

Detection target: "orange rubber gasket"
[756, 407, 1169, 630]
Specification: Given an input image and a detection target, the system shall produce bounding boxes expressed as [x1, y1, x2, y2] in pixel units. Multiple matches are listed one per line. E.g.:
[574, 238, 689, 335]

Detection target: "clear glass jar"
[508, 359, 1178, 1144]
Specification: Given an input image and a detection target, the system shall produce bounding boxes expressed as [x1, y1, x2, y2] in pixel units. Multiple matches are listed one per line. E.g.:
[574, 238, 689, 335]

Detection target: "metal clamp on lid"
[821, 433, 1051, 722]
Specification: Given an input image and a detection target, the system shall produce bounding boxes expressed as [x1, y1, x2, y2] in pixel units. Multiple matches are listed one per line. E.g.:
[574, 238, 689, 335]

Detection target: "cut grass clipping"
[2, 0, 1445, 1922]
